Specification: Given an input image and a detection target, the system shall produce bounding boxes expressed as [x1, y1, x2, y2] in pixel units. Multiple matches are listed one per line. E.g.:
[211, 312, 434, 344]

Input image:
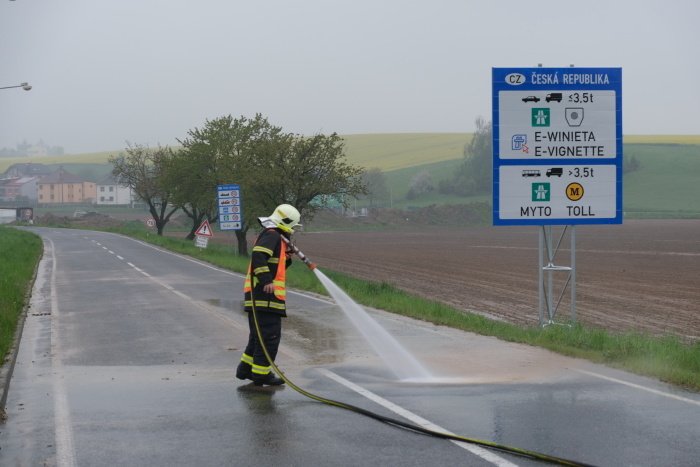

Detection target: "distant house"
[0, 176, 38, 202]
[95, 174, 134, 206]
[37, 167, 96, 204]
[27, 144, 48, 157]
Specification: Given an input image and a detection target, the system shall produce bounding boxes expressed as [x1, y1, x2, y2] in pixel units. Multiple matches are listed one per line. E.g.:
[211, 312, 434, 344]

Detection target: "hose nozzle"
[281, 236, 317, 270]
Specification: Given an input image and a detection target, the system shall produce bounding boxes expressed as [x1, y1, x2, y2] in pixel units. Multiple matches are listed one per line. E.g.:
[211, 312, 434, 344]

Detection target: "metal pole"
[571, 225, 577, 323]
[546, 225, 553, 321]
[0, 82, 32, 91]
[538, 227, 544, 325]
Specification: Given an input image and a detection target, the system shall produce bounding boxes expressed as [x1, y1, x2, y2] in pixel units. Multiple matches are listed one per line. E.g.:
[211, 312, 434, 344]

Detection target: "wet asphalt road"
[1, 228, 699, 466]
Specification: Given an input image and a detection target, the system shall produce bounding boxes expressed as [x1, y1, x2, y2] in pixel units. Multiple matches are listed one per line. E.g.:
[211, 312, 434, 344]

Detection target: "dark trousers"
[244, 310, 282, 368]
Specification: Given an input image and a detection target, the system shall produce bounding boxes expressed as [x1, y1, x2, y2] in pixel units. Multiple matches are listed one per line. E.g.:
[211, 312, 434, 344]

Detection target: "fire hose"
[248, 239, 596, 467]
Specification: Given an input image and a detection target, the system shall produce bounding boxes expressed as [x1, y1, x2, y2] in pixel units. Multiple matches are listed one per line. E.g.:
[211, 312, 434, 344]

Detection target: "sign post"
[492, 67, 622, 325]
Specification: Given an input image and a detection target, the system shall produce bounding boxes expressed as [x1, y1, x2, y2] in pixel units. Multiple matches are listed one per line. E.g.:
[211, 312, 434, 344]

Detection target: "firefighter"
[236, 204, 301, 386]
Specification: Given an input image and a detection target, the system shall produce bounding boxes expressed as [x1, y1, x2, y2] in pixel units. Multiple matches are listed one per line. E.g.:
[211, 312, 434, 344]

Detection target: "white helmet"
[266, 204, 301, 233]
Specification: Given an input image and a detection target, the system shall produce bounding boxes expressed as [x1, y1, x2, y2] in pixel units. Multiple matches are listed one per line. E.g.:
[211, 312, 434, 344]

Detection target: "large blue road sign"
[492, 67, 622, 225]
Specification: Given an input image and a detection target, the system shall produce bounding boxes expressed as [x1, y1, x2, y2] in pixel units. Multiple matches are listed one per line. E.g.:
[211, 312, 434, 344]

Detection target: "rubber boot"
[236, 362, 252, 380]
[252, 372, 285, 386]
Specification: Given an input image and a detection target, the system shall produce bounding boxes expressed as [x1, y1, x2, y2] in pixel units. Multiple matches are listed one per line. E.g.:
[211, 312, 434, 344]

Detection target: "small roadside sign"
[194, 236, 209, 248]
[217, 183, 243, 230]
[194, 219, 213, 237]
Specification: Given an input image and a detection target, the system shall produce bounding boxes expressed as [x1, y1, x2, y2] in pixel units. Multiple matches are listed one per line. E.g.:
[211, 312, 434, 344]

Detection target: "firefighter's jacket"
[243, 228, 292, 316]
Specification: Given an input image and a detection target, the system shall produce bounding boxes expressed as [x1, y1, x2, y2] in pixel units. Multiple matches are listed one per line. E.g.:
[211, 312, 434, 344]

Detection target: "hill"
[1, 133, 699, 174]
[624, 143, 700, 216]
[341, 133, 471, 170]
[0, 150, 118, 174]
[378, 142, 700, 217]
[0, 133, 473, 173]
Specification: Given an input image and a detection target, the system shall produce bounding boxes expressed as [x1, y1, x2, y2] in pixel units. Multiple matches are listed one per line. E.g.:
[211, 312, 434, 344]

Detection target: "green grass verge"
[5, 222, 700, 392]
[0, 227, 43, 363]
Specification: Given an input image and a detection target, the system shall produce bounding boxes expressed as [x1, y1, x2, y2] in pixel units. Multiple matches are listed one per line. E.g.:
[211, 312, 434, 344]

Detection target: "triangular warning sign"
[195, 219, 213, 237]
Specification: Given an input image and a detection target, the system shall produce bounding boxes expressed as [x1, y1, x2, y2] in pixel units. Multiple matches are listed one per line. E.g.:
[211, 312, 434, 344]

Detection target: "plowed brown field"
[295, 220, 700, 341]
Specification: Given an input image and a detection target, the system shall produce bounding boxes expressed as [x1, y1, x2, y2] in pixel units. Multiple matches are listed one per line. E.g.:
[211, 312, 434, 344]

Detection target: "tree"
[174, 114, 289, 251]
[623, 154, 641, 173]
[169, 115, 249, 241]
[163, 147, 219, 240]
[248, 131, 367, 223]
[109, 144, 179, 235]
[406, 171, 434, 200]
[217, 114, 290, 256]
[173, 115, 367, 255]
[436, 117, 492, 197]
[359, 168, 390, 208]
[463, 117, 493, 194]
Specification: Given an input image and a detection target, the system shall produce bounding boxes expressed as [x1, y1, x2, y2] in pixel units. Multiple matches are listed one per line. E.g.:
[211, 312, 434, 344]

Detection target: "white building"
[95, 174, 135, 206]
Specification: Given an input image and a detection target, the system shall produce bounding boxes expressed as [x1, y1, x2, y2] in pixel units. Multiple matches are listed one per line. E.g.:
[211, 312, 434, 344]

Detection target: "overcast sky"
[1, 0, 698, 154]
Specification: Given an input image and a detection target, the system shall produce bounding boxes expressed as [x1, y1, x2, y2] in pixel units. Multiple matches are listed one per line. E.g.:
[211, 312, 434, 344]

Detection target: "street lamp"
[0, 82, 32, 91]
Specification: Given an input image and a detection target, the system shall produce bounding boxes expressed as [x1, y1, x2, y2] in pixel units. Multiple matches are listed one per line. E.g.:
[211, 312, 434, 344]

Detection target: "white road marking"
[318, 368, 518, 467]
[573, 368, 700, 406]
[47, 239, 77, 467]
[124, 260, 148, 276]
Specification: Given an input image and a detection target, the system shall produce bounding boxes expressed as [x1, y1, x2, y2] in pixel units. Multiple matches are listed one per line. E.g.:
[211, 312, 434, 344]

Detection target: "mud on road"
[295, 220, 700, 342]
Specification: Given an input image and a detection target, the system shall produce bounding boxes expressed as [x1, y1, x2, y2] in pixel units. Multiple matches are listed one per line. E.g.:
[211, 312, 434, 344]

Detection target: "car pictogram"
[522, 96, 540, 103]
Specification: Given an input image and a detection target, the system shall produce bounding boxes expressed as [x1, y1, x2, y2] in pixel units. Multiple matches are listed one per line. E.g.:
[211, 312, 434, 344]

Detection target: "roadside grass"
[97, 225, 700, 392]
[0, 227, 43, 363]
